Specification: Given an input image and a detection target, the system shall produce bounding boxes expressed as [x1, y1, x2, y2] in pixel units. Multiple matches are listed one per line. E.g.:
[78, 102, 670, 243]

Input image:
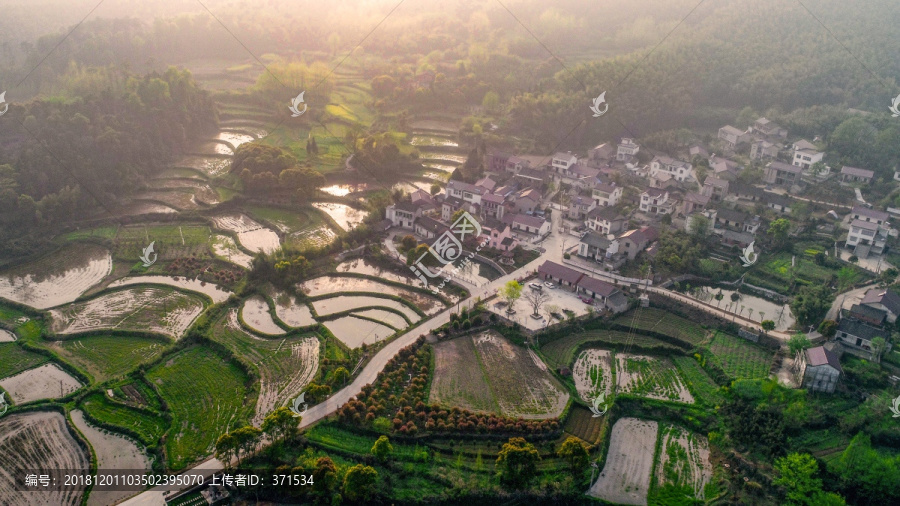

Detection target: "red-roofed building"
[799, 346, 842, 393]
[538, 261, 583, 291]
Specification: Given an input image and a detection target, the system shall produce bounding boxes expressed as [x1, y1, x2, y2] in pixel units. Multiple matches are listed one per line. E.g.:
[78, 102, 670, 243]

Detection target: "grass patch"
[146, 345, 252, 470]
[541, 330, 680, 371]
[706, 331, 774, 380]
[0, 343, 50, 380]
[80, 392, 169, 447]
[54, 335, 170, 384]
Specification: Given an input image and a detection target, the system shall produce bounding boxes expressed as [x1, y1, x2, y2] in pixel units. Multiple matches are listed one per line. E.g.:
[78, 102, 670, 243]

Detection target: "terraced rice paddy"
[0, 329, 15, 342]
[320, 183, 368, 196]
[145, 179, 220, 205]
[211, 213, 280, 254]
[419, 153, 466, 164]
[353, 309, 408, 329]
[49, 287, 206, 339]
[335, 258, 421, 284]
[613, 308, 708, 346]
[0, 363, 83, 403]
[147, 346, 252, 470]
[589, 417, 658, 505]
[269, 291, 315, 328]
[108, 275, 230, 303]
[175, 155, 230, 177]
[311, 202, 365, 231]
[133, 190, 202, 211]
[241, 296, 286, 335]
[0, 342, 49, 379]
[80, 393, 168, 447]
[212, 234, 253, 269]
[430, 332, 568, 418]
[0, 243, 112, 309]
[70, 410, 151, 506]
[215, 311, 319, 424]
[115, 201, 178, 216]
[216, 131, 255, 149]
[0, 411, 90, 505]
[300, 275, 442, 314]
[541, 330, 680, 371]
[615, 354, 694, 404]
[312, 295, 420, 322]
[54, 334, 167, 383]
[324, 316, 395, 349]
[572, 349, 613, 401]
[410, 135, 459, 147]
[653, 425, 713, 501]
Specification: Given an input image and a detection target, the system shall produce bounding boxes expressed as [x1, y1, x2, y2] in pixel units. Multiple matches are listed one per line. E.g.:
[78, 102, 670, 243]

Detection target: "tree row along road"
[123, 222, 790, 505]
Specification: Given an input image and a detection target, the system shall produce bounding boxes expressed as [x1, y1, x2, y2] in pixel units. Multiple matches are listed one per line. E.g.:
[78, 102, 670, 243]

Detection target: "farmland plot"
[54, 335, 167, 383]
[429, 337, 497, 413]
[212, 234, 253, 269]
[211, 213, 280, 254]
[0, 343, 49, 379]
[300, 275, 443, 314]
[572, 349, 614, 401]
[653, 425, 713, 501]
[241, 296, 286, 335]
[589, 418, 658, 505]
[50, 287, 205, 339]
[0, 363, 83, 403]
[147, 346, 252, 470]
[335, 258, 419, 284]
[311, 202, 366, 231]
[214, 311, 319, 425]
[0, 329, 15, 342]
[707, 331, 774, 380]
[70, 410, 151, 506]
[541, 330, 680, 371]
[615, 354, 694, 404]
[133, 190, 202, 211]
[114, 200, 178, 217]
[174, 155, 230, 177]
[109, 275, 230, 303]
[313, 295, 420, 322]
[0, 243, 112, 309]
[472, 331, 568, 418]
[324, 316, 395, 349]
[354, 309, 409, 329]
[270, 290, 315, 328]
[613, 308, 708, 346]
[80, 394, 168, 447]
[0, 411, 90, 505]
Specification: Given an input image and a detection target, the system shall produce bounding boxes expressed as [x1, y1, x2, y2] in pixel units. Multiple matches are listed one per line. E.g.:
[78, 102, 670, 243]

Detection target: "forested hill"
[0, 67, 217, 254]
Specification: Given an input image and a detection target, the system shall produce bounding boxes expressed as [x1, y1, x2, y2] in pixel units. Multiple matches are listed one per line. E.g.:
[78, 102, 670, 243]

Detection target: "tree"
[523, 288, 550, 316]
[689, 213, 710, 237]
[430, 183, 441, 195]
[788, 332, 812, 370]
[332, 366, 350, 385]
[791, 285, 833, 326]
[870, 336, 887, 363]
[500, 280, 523, 312]
[482, 91, 500, 113]
[731, 292, 741, 303]
[830, 433, 899, 503]
[371, 435, 394, 463]
[312, 456, 339, 498]
[261, 407, 298, 444]
[715, 291, 724, 308]
[818, 320, 838, 338]
[496, 437, 540, 489]
[761, 320, 776, 333]
[231, 426, 262, 464]
[773, 453, 828, 506]
[305, 382, 332, 403]
[768, 218, 791, 249]
[342, 464, 378, 502]
[836, 267, 856, 291]
[400, 234, 417, 251]
[557, 436, 589, 474]
[215, 432, 237, 468]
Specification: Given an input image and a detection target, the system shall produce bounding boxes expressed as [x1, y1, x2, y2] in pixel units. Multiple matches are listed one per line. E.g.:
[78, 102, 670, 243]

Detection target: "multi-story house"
[589, 142, 616, 162]
[685, 209, 717, 235]
[718, 125, 750, 147]
[840, 166, 874, 184]
[485, 150, 511, 174]
[512, 187, 541, 214]
[578, 232, 623, 268]
[386, 201, 424, 229]
[505, 156, 530, 174]
[587, 206, 625, 235]
[639, 188, 674, 215]
[752, 117, 788, 138]
[446, 180, 484, 205]
[480, 193, 506, 220]
[591, 182, 622, 207]
[650, 156, 692, 182]
[702, 176, 729, 201]
[799, 346, 842, 393]
[860, 288, 900, 323]
[617, 226, 659, 260]
[681, 192, 710, 215]
[847, 219, 888, 257]
[550, 151, 577, 176]
[791, 140, 824, 171]
[616, 138, 640, 162]
[567, 195, 597, 220]
[764, 161, 803, 187]
[750, 139, 779, 160]
[480, 218, 518, 252]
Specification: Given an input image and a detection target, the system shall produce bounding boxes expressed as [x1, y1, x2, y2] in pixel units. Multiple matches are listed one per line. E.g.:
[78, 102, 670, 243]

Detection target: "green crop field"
[0, 303, 27, 323]
[54, 335, 170, 384]
[672, 356, 724, 406]
[59, 226, 119, 242]
[0, 343, 49, 380]
[147, 346, 252, 470]
[245, 205, 318, 232]
[115, 224, 213, 261]
[563, 405, 604, 444]
[306, 423, 419, 460]
[706, 332, 774, 380]
[541, 329, 680, 371]
[80, 393, 169, 447]
[613, 308, 709, 345]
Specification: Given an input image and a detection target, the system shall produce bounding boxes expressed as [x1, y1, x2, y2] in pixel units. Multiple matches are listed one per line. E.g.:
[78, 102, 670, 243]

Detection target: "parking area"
[493, 282, 595, 331]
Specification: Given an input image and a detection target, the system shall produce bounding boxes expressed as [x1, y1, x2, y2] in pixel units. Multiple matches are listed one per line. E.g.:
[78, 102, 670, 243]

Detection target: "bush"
[563, 252, 571, 259]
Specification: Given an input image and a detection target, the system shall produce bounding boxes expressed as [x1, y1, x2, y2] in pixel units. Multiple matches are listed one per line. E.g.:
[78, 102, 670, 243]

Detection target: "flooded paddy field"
[0, 243, 112, 309]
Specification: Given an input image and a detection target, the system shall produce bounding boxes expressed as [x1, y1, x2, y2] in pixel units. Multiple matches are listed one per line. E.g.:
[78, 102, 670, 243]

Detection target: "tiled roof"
[577, 276, 617, 297]
[837, 318, 884, 342]
[851, 206, 889, 221]
[588, 206, 624, 221]
[861, 289, 900, 315]
[768, 161, 802, 174]
[538, 261, 584, 284]
[841, 166, 874, 178]
[851, 219, 879, 231]
[805, 346, 842, 372]
[512, 213, 546, 228]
